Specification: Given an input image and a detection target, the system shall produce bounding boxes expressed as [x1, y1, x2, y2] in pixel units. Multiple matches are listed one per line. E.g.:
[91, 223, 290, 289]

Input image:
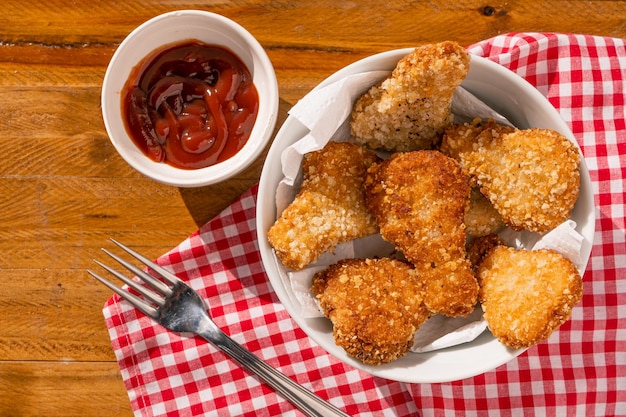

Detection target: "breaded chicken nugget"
[351, 41, 470, 152]
[478, 246, 583, 349]
[267, 141, 379, 270]
[440, 118, 515, 187]
[364, 150, 478, 317]
[466, 234, 505, 275]
[465, 187, 505, 238]
[440, 118, 515, 160]
[464, 129, 580, 233]
[311, 258, 430, 365]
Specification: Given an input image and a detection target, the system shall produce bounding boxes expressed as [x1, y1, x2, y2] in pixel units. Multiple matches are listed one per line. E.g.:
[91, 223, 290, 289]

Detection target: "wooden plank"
[1, 1, 625, 46]
[0, 176, 258, 268]
[0, 268, 120, 361]
[0, 361, 133, 416]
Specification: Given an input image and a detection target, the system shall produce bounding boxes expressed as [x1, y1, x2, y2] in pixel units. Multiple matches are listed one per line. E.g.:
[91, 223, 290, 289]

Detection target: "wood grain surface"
[0, 1, 624, 415]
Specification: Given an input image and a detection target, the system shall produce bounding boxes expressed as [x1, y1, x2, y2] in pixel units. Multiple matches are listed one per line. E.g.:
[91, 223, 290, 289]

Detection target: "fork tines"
[87, 239, 180, 318]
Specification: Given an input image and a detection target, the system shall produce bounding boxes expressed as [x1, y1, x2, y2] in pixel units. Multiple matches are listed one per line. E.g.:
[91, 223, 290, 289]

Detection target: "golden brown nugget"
[351, 41, 470, 152]
[465, 187, 505, 238]
[267, 141, 379, 270]
[441, 119, 515, 188]
[364, 150, 479, 317]
[440, 118, 515, 162]
[478, 246, 583, 349]
[464, 129, 581, 233]
[311, 258, 430, 365]
[466, 234, 505, 276]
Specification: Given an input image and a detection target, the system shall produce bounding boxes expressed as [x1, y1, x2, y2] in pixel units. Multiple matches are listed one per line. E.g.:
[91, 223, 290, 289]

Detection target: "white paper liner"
[412, 308, 487, 352]
[273, 70, 586, 353]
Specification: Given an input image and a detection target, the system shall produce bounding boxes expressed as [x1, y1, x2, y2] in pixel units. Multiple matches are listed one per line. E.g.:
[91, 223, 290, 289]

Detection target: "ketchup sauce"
[122, 40, 259, 169]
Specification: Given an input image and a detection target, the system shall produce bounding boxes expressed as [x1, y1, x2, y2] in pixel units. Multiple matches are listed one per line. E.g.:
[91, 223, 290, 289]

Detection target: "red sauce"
[122, 40, 259, 169]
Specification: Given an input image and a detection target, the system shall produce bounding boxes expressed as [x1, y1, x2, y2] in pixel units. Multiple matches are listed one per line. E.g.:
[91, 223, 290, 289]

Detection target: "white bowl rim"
[256, 48, 595, 383]
[101, 10, 279, 187]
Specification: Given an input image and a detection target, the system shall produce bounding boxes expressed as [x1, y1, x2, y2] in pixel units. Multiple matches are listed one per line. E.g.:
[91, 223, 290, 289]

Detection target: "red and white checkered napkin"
[103, 33, 626, 416]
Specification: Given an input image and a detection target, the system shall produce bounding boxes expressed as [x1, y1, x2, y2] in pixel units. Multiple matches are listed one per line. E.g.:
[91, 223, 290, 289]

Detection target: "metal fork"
[88, 239, 350, 417]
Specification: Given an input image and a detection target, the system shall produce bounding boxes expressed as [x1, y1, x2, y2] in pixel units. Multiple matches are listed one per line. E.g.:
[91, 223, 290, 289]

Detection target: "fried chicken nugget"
[351, 41, 470, 152]
[440, 118, 515, 163]
[442, 120, 509, 237]
[311, 258, 430, 365]
[478, 246, 583, 349]
[464, 129, 581, 233]
[364, 150, 479, 317]
[465, 187, 505, 238]
[466, 234, 505, 275]
[267, 141, 380, 270]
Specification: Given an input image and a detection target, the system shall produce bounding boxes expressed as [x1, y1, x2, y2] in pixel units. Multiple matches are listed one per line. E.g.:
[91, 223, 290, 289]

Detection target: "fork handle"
[201, 330, 351, 417]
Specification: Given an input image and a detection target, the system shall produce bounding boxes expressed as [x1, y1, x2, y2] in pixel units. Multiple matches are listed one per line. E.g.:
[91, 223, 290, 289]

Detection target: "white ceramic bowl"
[102, 10, 278, 187]
[256, 49, 595, 383]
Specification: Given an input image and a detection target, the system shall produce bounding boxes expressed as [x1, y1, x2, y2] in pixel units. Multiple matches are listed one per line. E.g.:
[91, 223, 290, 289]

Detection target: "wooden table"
[0, 1, 623, 415]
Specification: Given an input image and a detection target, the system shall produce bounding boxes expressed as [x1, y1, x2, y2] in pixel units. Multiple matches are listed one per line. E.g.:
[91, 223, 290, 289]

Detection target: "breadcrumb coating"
[464, 129, 581, 233]
[478, 246, 583, 349]
[441, 118, 515, 159]
[350, 41, 470, 152]
[440, 118, 515, 186]
[267, 141, 380, 270]
[466, 234, 505, 276]
[465, 187, 505, 238]
[311, 258, 430, 365]
[364, 150, 478, 317]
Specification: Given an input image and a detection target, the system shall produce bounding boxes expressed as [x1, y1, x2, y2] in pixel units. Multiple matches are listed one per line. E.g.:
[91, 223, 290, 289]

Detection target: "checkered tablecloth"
[103, 33, 626, 416]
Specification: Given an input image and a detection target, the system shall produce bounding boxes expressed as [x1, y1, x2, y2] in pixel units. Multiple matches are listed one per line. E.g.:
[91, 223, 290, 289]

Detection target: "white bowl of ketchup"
[102, 10, 279, 187]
